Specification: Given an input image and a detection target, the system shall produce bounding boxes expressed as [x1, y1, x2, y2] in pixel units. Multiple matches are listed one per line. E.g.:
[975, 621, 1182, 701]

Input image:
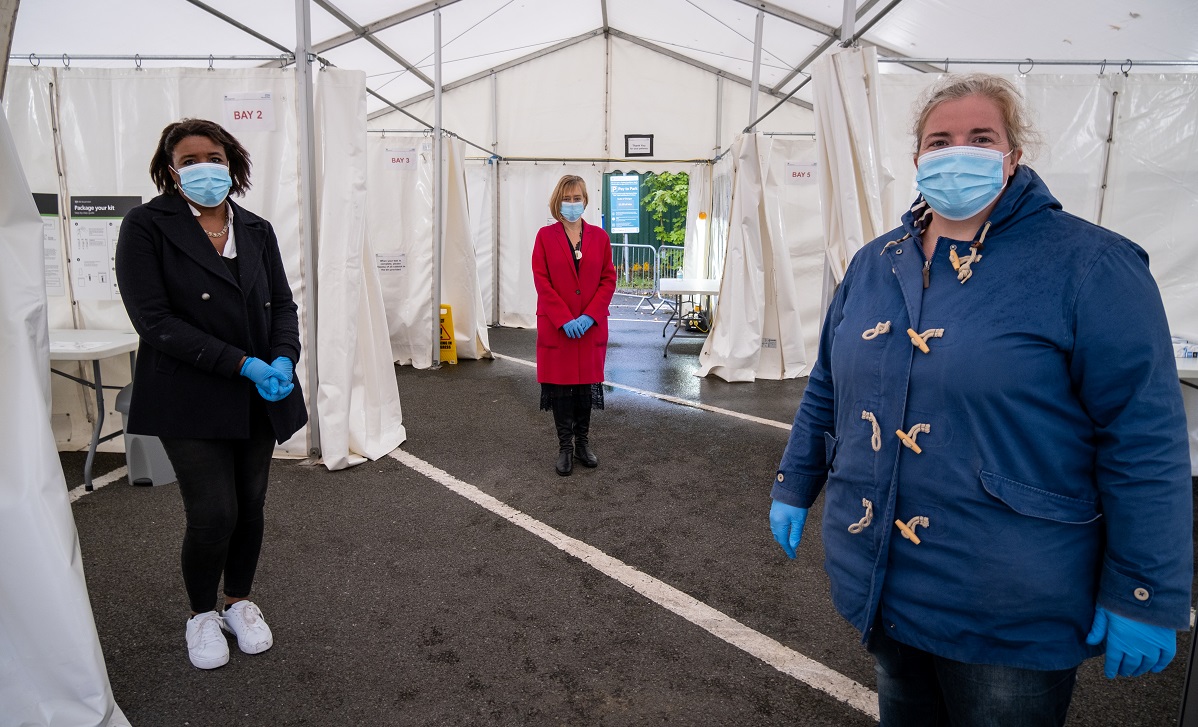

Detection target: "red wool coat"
[532, 220, 617, 384]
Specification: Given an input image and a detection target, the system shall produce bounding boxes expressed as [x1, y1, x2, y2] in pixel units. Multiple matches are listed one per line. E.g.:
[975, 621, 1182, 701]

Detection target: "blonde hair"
[548, 175, 588, 223]
[912, 73, 1041, 159]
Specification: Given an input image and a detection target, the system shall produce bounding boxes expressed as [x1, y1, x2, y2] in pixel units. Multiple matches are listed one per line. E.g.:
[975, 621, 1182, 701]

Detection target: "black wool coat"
[114, 193, 308, 443]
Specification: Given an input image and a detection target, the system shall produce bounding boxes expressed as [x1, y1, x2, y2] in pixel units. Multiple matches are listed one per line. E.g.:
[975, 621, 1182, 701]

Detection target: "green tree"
[643, 172, 689, 246]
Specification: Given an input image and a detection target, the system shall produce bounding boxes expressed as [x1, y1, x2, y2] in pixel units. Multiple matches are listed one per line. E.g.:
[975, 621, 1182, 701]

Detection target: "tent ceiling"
[9, 0, 1198, 117]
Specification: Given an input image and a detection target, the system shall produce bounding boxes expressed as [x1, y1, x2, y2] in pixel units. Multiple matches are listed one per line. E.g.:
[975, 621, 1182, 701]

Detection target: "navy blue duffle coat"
[773, 165, 1192, 670]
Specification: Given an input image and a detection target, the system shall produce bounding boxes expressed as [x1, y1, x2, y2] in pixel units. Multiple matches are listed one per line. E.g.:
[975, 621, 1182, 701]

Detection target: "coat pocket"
[823, 431, 839, 468]
[535, 315, 558, 349]
[154, 351, 179, 375]
[979, 471, 1100, 524]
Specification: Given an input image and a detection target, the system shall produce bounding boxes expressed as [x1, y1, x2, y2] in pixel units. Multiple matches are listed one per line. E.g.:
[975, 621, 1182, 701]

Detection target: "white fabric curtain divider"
[313, 68, 405, 470]
[681, 162, 712, 280]
[0, 109, 129, 727]
[41, 67, 309, 455]
[812, 46, 887, 320]
[464, 158, 496, 323]
[497, 163, 602, 328]
[441, 136, 491, 359]
[761, 136, 825, 378]
[698, 133, 814, 382]
[366, 134, 435, 366]
[698, 133, 766, 382]
[708, 152, 735, 281]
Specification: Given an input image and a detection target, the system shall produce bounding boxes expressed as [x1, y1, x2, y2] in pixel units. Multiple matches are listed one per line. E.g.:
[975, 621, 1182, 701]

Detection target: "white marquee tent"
[2, 1, 1197, 724]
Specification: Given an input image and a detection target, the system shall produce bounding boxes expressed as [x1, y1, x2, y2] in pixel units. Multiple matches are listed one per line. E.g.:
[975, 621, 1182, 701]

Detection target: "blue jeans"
[868, 622, 1078, 727]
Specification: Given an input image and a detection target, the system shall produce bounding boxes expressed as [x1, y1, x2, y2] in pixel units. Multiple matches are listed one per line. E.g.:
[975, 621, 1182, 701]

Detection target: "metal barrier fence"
[609, 243, 688, 314]
[611, 242, 660, 295]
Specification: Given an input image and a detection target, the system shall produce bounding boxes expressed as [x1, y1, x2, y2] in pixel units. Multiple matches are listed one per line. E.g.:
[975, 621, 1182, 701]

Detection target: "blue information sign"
[608, 174, 640, 234]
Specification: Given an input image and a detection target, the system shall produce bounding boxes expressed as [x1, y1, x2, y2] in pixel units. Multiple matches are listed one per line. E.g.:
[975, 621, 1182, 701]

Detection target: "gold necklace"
[204, 216, 230, 239]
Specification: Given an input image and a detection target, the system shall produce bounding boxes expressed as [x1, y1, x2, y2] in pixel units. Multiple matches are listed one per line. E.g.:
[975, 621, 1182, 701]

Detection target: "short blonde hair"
[548, 175, 588, 223]
[912, 73, 1041, 159]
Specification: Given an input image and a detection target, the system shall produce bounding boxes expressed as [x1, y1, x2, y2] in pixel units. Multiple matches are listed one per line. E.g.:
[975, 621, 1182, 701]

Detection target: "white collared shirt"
[188, 201, 237, 258]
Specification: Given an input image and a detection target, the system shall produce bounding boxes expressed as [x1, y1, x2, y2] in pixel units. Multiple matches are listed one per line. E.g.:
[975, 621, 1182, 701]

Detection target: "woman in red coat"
[532, 175, 617, 476]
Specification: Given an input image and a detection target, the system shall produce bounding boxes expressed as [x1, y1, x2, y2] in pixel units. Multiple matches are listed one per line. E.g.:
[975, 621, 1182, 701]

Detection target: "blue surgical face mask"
[915, 146, 1012, 221]
[173, 162, 232, 208]
[560, 201, 584, 222]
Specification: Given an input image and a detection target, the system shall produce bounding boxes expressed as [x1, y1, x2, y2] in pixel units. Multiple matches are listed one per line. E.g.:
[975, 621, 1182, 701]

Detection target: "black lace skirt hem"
[539, 383, 605, 411]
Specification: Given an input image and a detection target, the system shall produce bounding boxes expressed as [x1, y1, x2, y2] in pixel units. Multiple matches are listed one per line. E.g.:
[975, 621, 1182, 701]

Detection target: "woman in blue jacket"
[116, 119, 307, 670]
[769, 75, 1191, 725]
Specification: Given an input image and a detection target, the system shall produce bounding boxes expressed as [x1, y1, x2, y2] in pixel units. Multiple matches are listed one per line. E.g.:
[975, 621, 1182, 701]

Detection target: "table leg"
[83, 360, 105, 491]
[662, 295, 680, 337]
[664, 295, 685, 357]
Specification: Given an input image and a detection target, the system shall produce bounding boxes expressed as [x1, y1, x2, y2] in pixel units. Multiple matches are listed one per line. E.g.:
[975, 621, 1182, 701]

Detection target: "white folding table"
[658, 278, 719, 357]
[49, 329, 139, 491]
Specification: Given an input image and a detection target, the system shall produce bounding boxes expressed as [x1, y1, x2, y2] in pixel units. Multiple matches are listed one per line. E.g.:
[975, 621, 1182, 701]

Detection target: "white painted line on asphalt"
[68, 466, 128, 503]
[491, 352, 791, 431]
[608, 317, 670, 324]
[389, 447, 880, 720]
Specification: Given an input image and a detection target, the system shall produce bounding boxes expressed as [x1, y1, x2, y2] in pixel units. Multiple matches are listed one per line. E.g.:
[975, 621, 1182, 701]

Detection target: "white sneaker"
[186, 611, 230, 669]
[221, 601, 273, 654]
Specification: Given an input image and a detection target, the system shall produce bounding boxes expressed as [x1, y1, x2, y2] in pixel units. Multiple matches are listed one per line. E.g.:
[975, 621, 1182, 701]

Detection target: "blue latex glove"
[270, 356, 294, 383]
[257, 379, 294, 402]
[575, 314, 595, 335]
[769, 500, 809, 559]
[1085, 606, 1177, 678]
[562, 319, 583, 339]
[240, 357, 290, 402]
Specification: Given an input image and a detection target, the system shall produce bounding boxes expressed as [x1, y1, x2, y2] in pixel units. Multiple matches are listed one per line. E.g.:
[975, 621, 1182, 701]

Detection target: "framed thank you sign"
[624, 134, 654, 157]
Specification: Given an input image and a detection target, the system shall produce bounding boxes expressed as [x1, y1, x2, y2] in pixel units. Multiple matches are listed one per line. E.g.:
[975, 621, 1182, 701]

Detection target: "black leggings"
[160, 413, 276, 613]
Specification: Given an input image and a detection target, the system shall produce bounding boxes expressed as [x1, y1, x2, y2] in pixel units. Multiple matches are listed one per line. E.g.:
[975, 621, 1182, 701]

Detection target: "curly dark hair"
[149, 118, 252, 196]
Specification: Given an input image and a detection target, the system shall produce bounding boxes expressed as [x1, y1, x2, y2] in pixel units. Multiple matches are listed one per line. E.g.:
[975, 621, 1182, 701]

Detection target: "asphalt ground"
[60, 293, 1196, 726]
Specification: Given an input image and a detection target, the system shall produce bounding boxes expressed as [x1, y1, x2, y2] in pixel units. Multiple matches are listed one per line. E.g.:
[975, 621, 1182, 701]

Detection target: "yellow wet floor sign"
[439, 305, 458, 364]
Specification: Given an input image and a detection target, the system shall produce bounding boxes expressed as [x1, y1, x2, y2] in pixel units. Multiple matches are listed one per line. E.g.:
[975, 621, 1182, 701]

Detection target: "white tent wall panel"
[2, 68, 90, 445]
[371, 34, 817, 162]
[717, 81, 816, 153]
[378, 77, 494, 153]
[313, 68, 406, 469]
[873, 71, 1198, 339]
[49, 67, 311, 455]
[869, 70, 1198, 474]
[875, 74, 1113, 227]
[495, 36, 608, 159]
[607, 37, 718, 160]
[1101, 74, 1198, 338]
[1099, 74, 1198, 475]
[365, 133, 435, 366]
[497, 163, 602, 328]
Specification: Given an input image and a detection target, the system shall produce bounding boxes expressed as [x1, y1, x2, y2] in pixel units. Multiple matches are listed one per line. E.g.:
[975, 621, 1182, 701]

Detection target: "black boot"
[552, 397, 574, 476]
[573, 397, 599, 468]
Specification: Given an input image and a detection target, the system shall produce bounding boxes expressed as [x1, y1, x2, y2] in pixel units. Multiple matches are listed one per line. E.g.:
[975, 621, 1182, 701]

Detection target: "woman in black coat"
[115, 118, 307, 670]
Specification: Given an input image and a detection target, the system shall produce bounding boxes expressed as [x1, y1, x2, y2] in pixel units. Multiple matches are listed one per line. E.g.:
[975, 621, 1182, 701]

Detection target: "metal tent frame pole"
[294, 0, 321, 459]
[0, 0, 19, 99]
[747, 8, 763, 133]
[431, 6, 443, 368]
